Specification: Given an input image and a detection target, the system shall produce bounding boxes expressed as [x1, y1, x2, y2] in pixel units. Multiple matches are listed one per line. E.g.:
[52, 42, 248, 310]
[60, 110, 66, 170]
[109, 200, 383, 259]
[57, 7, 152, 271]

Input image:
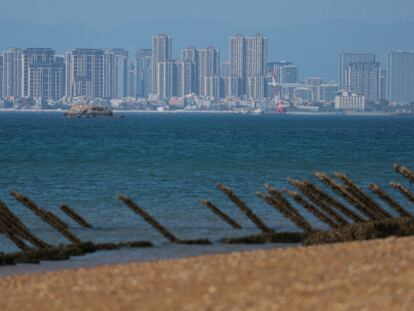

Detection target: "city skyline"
[1, 33, 414, 114]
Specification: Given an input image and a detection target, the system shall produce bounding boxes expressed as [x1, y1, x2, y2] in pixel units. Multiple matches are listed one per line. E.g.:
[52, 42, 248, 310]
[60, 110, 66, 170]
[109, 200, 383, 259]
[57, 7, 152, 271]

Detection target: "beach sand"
[1, 237, 414, 310]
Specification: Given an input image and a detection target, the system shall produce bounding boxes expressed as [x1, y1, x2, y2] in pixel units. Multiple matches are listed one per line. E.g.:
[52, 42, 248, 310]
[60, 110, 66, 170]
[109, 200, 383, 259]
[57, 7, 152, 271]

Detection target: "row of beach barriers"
[1, 164, 414, 266]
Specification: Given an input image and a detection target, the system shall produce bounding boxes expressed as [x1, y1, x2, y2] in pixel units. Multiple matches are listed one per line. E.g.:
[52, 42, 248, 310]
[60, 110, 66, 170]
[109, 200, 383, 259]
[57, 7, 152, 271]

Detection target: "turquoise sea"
[1, 112, 414, 274]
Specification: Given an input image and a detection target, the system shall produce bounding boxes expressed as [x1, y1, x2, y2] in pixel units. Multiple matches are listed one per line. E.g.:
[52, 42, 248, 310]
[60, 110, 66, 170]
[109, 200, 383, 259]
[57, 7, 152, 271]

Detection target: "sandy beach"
[0, 237, 413, 310]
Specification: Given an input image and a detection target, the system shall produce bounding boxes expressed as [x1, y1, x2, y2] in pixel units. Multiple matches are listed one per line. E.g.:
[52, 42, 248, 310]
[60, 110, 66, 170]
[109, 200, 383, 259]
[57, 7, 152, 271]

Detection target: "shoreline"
[1, 236, 413, 310]
[0, 108, 410, 117]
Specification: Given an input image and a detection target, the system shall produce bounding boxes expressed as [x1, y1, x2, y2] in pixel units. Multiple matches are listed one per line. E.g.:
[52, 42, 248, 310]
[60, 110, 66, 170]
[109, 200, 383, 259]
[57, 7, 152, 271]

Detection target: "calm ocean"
[1, 112, 414, 274]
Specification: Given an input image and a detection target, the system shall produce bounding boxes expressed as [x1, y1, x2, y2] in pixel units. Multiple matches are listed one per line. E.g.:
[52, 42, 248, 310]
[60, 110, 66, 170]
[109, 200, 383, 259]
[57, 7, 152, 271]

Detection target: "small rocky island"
[64, 104, 115, 118]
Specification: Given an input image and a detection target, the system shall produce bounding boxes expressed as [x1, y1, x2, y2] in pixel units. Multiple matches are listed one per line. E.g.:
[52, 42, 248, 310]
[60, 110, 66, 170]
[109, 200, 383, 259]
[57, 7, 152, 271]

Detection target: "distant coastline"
[0, 108, 410, 117]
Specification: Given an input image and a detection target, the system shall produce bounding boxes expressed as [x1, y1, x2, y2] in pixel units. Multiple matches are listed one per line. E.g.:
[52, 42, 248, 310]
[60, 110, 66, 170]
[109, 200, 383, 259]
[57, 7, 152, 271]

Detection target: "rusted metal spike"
[257, 192, 314, 233]
[288, 178, 348, 226]
[45, 211, 70, 229]
[60, 204, 92, 228]
[314, 172, 379, 221]
[334, 172, 391, 220]
[394, 164, 414, 184]
[284, 190, 339, 229]
[217, 184, 273, 233]
[0, 219, 31, 252]
[201, 200, 242, 229]
[391, 182, 414, 206]
[303, 180, 366, 223]
[117, 194, 179, 243]
[0, 201, 50, 249]
[10, 192, 82, 244]
[369, 184, 413, 219]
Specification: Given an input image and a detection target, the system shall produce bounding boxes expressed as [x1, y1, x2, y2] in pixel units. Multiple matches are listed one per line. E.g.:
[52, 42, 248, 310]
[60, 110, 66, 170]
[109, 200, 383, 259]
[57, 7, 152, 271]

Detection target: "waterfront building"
[335, 91, 365, 111]
[127, 59, 136, 97]
[103, 48, 128, 99]
[388, 51, 414, 103]
[229, 34, 247, 94]
[204, 75, 222, 99]
[346, 61, 380, 101]
[198, 47, 220, 97]
[66, 49, 104, 99]
[247, 76, 265, 100]
[28, 55, 65, 101]
[223, 76, 241, 98]
[21, 48, 55, 98]
[136, 49, 152, 98]
[0, 55, 3, 98]
[152, 34, 172, 97]
[306, 77, 323, 102]
[2, 48, 23, 98]
[177, 60, 196, 97]
[156, 60, 175, 99]
[181, 47, 199, 95]
[339, 52, 376, 91]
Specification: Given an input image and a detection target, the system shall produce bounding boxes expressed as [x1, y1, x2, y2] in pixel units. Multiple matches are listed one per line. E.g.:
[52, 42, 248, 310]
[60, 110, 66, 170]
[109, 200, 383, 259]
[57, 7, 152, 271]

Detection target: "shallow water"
[0, 112, 413, 275]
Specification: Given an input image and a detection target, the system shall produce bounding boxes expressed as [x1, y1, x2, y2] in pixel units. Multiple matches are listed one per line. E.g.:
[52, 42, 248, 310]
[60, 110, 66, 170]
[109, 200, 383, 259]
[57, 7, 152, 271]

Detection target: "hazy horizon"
[1, 0, 413, 30]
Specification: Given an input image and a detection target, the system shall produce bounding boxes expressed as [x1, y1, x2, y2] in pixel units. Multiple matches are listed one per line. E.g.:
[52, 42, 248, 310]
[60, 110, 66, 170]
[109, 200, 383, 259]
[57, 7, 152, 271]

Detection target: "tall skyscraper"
[177, 60, 196, 97]
[338, 52, 376, 90]
[181, 47, 199, 95]
[0, 55, 3, 98]
[2, 48, 23, 98]
[28, 55, 66, 101]
[21, 48, 55, 98]
[247, 34, 267, 78]
[152, 34, 172, 97]
[127, 59, 136, 97]
[66, 49, 104, 99]
[156, 61, 175, 99]
[103, 48, 128, 99]
[346, 61, 380, 101]
[204, 76, 222, 99]
[136, 49, 152, 98]
[246, 34, 267, 99]
[229, 34, 246, 95]
[388, 51, 414, 103]
[198, 47, 220, 97]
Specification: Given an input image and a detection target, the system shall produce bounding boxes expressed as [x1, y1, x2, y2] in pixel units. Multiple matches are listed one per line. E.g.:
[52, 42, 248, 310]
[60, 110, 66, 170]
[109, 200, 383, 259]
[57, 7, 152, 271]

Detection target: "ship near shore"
[64, 104, 114, 118]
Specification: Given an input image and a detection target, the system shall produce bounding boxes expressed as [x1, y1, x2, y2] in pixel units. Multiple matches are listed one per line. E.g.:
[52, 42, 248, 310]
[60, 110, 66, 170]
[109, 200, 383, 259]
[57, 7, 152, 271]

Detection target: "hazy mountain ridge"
[0, 18, 412, 79]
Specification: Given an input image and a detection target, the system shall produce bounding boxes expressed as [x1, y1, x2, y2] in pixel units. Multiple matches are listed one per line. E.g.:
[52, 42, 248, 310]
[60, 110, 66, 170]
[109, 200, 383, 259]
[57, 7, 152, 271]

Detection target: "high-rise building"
[2, 48, 23, 98]
[247, 34, 267, 78]
[388, 51, 414, 103]
[156, 61, 175, 99]
[28, 55, 66, 101]
[103, 48, 128, 99]
[223, 76, 241, 98]
[152, 34, 172, 97]
[180, 47, 199, 95]
[280, 65, 299, 84]
[204, 75, 222, 99]
[136, 49, 152, 98]
[198, 47, 220, 97]
[0, 55, 3, 98]
[66, 49, 104, 99]
[177, 60, 196, 97]
[247, 76, 265, 100]
[127, 60, 136, 97]
[266, 61, 292, 84]
[379, 70, 387, 101]
[346, 61, 380, 101]
[338, 52, 376, 91]
[229, 34, 246, 94]
[21, 48, 55, 98]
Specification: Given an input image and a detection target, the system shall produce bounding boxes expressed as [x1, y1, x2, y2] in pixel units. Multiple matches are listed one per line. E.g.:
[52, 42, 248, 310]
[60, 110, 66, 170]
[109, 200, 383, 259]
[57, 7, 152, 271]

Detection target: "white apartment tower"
[152, 34, 172, 97]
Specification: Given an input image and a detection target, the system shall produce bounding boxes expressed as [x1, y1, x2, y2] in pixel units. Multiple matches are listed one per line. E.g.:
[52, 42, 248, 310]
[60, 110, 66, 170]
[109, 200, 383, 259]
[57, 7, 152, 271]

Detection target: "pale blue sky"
[1, 0, 413, 29]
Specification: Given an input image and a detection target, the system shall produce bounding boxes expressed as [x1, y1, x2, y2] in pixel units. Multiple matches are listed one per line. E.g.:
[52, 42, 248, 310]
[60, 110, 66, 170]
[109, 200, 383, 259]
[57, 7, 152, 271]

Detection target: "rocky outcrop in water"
[64, 104, 114, 118]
